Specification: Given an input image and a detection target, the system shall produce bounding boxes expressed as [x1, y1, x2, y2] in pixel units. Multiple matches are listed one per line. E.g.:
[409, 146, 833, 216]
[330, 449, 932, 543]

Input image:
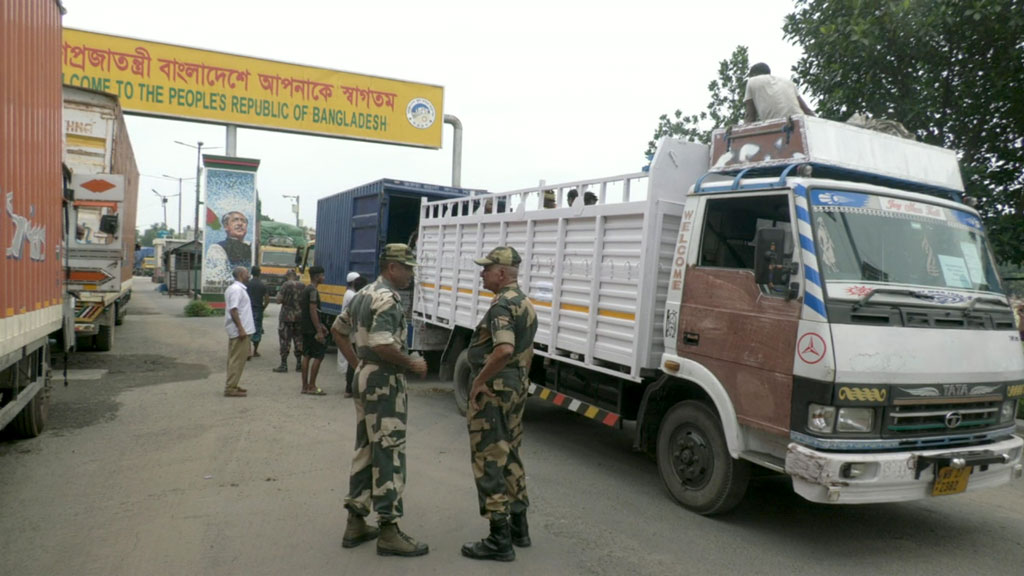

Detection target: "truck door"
[678, 191, 801, 435]
[349, 192, 383, 278]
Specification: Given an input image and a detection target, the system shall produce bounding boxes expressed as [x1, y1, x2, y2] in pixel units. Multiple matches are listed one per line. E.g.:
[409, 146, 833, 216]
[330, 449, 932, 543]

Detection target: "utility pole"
[151, 188, 178, 230]
[283, 194, 301, 227]
[174, 141, 220, 296]
[163, 174, 195, 238]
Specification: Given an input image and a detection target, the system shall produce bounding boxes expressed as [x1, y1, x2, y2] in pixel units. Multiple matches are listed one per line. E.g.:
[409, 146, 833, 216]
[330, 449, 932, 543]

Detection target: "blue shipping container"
[314, 179, 484, 317]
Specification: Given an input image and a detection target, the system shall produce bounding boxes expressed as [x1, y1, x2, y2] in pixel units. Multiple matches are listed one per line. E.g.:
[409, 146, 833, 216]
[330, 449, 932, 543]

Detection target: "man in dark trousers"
[300, 266, 328, 395]
[246, 266, 270, 358]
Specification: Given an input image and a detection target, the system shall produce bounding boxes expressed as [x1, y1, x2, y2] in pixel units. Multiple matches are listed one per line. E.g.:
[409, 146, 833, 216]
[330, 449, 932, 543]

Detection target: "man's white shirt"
[224, 280, 255, 338]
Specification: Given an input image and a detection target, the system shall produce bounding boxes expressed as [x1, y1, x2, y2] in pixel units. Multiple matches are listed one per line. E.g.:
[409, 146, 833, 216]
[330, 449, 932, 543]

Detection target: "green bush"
[184, 300, 215, 317]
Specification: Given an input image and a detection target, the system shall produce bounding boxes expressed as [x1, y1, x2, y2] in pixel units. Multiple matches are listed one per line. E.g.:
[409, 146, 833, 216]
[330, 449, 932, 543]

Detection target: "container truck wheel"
[656, 401, 750, 515]
[453, 350, 471, 416]
[10, 360, 50, 438]
[95, 323, 114, 352]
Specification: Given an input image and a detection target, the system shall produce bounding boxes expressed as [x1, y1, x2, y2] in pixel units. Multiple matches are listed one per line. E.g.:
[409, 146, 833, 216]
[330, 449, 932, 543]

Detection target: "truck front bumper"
[786, 434, 1024, 504]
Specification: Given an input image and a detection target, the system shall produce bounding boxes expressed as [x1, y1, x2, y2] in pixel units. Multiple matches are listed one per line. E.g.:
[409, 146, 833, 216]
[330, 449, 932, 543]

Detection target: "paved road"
[2, 283, 1023, 575]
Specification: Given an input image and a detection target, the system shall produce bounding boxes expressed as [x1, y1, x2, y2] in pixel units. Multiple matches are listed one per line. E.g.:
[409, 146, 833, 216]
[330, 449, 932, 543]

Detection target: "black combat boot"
[510, 511, 531, 547]
[461, 518, 515, 562]
[272, 359, 288, 373]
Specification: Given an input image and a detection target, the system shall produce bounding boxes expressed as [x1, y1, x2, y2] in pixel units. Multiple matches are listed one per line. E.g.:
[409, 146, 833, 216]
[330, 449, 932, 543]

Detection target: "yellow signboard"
[62, 29, 444, 149]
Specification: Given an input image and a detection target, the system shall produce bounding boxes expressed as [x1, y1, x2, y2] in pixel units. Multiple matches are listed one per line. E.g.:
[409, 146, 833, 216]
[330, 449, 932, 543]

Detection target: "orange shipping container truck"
[0, 0, 71, 437]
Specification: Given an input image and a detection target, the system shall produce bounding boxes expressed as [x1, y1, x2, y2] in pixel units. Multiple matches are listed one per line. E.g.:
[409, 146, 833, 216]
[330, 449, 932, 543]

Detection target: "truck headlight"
[837, 407, 874, 433]
[808, 404, 836, 433]
[1000, 400, 1017, 423]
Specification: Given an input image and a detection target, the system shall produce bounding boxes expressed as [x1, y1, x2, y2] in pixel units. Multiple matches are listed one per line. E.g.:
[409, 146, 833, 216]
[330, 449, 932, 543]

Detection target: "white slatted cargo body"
[414, 139, 708, 381]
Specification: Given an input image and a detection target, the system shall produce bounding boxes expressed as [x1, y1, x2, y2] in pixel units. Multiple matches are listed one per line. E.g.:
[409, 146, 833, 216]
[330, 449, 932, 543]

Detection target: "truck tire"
[115, 303, 126, 326]
[453, 350, 471, 416]
[10, 359, 50, 438]
[656, 401, 750, 515]
[95, 322, 114, 352]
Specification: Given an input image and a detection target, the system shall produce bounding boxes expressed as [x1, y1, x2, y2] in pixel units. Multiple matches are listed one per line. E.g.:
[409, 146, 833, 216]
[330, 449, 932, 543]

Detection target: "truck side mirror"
[754, 228, 786, 285]
[99, 214, 119, 235]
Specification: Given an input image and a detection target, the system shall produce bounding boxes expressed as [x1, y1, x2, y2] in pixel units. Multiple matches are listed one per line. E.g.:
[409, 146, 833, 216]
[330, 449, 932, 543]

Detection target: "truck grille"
[884, 397, 1002, 437]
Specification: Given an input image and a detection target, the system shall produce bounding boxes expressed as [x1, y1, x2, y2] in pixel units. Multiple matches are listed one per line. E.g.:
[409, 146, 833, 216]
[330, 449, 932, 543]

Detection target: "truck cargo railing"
[414, 138, 710, 381]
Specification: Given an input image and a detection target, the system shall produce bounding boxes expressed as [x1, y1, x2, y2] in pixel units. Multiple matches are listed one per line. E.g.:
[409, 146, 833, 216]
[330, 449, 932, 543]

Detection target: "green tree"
[138, 223, 172, 247]
[645, 45, 750, 157]
[784, 0, 1024, 265]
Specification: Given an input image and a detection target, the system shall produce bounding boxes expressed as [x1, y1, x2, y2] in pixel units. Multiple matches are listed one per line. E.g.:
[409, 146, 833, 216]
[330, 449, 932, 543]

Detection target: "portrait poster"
[200, 155, 260, 293]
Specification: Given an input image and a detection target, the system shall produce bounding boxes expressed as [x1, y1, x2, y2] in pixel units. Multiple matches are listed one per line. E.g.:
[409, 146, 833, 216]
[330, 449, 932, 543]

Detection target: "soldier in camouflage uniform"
[461, 246, 538, 562]
[272, 269, 304, 373]
[331, 243, 430, 558]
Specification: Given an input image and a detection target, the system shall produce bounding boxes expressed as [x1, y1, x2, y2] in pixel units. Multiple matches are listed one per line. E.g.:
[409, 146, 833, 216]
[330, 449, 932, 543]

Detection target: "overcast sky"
[62, 0, 805, 234]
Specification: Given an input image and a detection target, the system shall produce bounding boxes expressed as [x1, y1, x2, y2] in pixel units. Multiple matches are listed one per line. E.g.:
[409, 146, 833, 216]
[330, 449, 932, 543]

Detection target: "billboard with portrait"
[201, 156, 260, 293]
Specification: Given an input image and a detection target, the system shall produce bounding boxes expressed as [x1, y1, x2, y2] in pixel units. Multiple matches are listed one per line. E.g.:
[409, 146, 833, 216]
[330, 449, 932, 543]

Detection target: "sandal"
[301, 388, 326, 396]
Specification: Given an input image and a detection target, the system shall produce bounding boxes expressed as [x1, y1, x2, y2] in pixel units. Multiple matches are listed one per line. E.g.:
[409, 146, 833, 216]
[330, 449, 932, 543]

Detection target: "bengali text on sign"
[62, 29, 444, 149]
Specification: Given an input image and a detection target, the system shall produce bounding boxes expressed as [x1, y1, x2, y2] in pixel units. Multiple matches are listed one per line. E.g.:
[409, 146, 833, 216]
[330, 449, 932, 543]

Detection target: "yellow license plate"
[932, 465, 972, 496]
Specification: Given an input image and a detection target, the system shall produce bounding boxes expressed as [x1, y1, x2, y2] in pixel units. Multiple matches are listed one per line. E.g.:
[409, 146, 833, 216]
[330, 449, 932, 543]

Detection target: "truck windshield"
[811, 189, 1002, 293]
[261, 250, 296, 266]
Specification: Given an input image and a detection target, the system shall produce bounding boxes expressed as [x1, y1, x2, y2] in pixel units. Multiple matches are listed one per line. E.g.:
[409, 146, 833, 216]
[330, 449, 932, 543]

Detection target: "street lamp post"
[174, 141, 221, 296]
[151, 188, 179, 230]
[283, 194, 301, 227]
[162, 174, 195, 238]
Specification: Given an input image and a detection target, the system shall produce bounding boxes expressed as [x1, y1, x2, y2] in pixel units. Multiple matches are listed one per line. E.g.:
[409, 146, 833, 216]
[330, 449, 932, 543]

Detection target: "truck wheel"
[656, 401, 750, 515]
[453, 350, 471, 416]
[115, 303, 126, 326]
[11, 362, 50, 438]
[95, 323, 114, 352]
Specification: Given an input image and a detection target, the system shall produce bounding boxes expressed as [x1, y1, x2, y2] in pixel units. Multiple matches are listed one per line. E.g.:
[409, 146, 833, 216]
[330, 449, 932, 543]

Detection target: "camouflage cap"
[381, 243, 417, 266]
[474, 246, 522, 267]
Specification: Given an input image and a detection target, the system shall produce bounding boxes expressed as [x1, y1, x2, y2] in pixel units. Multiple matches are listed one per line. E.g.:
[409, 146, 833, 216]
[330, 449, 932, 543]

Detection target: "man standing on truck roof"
[224, 266, 255, 398]
[246, 266, 269, 359]
[273, 269, 304, 373]
[299, 266, 328, 395]
[461, 246, 538, 562]
[332, 243, 430, 557]
[743, 62, 815, 124]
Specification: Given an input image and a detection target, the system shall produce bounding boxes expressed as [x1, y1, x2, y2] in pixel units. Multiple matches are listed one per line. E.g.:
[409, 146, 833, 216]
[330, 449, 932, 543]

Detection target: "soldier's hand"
[408, 356, 428, 378]
[469, 379, 495, 411]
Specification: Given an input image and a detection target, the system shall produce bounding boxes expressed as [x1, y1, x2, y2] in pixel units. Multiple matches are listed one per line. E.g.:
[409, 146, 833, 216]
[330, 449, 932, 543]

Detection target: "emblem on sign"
[406, 98, 436, 129]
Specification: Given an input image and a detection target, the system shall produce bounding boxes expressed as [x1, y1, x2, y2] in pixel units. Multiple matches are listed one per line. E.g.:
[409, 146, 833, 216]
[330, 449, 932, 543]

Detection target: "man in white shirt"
[224, 265, 255, 397]
[743, 62, 815, 124]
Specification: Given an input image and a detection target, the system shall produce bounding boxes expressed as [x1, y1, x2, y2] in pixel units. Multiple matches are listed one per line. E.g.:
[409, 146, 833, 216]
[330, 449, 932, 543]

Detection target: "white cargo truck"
[413, 116, 1024, 514]
[63, 86, 139, 352]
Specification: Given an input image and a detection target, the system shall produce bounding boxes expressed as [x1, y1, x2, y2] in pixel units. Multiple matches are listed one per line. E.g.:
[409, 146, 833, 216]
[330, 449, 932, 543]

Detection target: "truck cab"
[258, 236, 299, 296]
[653, 116, 1022, 510]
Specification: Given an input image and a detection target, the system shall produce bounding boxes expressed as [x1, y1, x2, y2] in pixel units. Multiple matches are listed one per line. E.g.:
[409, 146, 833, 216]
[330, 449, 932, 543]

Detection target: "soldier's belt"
[358, 359, 406, 372]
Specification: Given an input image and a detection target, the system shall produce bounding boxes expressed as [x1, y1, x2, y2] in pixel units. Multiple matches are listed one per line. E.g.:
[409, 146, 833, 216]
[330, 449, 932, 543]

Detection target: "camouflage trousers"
[277, 320, 302, 361]
[344, 362, 408, 522]
[466, 374, 529, 521]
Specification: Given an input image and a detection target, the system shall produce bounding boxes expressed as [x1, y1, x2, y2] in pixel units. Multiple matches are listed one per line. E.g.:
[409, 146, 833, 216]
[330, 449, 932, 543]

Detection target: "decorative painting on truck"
[201, 156, 260, 293]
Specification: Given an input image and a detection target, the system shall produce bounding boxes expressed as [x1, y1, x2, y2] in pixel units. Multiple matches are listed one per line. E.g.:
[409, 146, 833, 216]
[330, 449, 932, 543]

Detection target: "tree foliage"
[137, 223, 173, 247]
[645, 46, 750, 157]
[784, 0, 1024, 264]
